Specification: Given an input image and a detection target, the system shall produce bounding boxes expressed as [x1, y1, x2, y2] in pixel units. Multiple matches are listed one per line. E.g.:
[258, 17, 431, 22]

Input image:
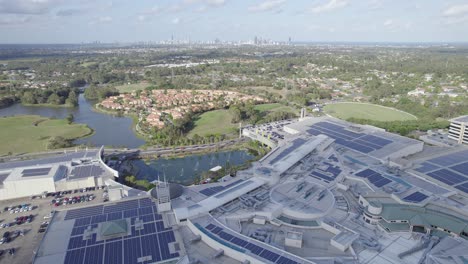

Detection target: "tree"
[47, 93, 63, 105]
[21, 91, 36, 104]
[66, 91, 78, 106]
[66, 114, 74, 124]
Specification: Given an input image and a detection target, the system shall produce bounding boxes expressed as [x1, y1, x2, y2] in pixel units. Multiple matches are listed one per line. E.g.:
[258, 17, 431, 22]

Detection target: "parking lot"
[0, 187, 106, 264]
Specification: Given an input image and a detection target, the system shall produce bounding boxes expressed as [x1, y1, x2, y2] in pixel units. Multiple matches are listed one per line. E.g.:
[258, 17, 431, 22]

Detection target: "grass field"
[0, 115, 92, 155]
[324, 102, 417, 121]
[115, 83, 150, 93]
[254, 103, 296, 113]
[188, 110, 237, 137]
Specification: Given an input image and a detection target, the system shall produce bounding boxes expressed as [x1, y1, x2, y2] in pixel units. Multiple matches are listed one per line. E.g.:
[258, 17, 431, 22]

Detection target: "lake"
[0, 94, 145, 148]
[130, 150, 254, 185]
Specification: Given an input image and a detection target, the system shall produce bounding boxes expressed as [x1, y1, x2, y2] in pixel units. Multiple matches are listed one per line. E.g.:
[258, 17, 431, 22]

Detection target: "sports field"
[0, 115, 92, 155]
[188, 110, 237, 137]
[324, 102, 417, 121]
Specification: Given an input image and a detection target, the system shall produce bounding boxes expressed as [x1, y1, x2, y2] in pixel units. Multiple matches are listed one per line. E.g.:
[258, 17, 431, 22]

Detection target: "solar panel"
[450, 162, 468, 177]
[427, 150, 468, 166]
[21, 167, 51, 177]
[310, 171, 334, 182]
[141, 234, 161, 262]
[269, 138, 307, 164]
[455, 183, 468, 194]
[403, 192, 428, 203]
[355, 169, 378, 178]
[84, 244, 104, 264]
[65, 205, 104, 220]
[415, 162, 440, 173]
[427, 169, 467, 186]
[64, 248, 86, 264]
[104, 241, 123, 264]
[124, 237, 142, 264]
[64, 198, 179, 264]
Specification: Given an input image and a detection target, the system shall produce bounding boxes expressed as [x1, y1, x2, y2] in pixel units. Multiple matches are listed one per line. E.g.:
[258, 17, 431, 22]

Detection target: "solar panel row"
[455, 183, 468, 194]
[203, 223, 298, 264]
[65, 198, 179, 264]
[427, 150, 468, 166]
[414, 162, 440, 173]
[269, 138, 307, 165]
[403, 191, 428, 203]
[427, 169, 467, 186]
[307, 122, 393, 154]
[71, 165, 105, 179]
[22, 167, 51, 177]
[354, 169, 392, 188]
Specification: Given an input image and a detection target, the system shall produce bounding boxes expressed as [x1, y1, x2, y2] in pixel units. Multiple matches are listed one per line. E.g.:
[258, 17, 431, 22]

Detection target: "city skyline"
[0, 0, 467, 44]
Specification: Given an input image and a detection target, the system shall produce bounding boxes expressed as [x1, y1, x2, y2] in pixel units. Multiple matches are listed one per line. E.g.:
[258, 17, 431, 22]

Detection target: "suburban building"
[448, 115, 468, 145]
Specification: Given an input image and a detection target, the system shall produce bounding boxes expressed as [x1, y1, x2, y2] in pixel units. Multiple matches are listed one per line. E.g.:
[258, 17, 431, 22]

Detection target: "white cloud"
[142, 5, 162, 15]
[368, 0, 384, 10]
[172, 17, 180, 24]
[310, 0, 348, 14]
[383, 19, 393, 27]
[248, 0, 286, 12]
[137, 15, 146, 22]
[0, 0, 61, 15]
[99, 16, 112, 22]
[89, 16, 112, 25]
[0, 15, 31, 26]
[443, 4, 468, 17]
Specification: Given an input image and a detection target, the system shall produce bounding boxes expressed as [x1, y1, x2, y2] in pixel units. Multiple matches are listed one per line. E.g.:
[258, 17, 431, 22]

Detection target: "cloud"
[89, 16, 112, 25]
[368, 0, 384, 10]
[310, 0, 348, 14]
[383, 19, 393, 27]
[0, 0, 61, 15]
[141, 5, 162, 15]
[172, 17, 180, 24]
[183, 0, 226, 7]
[0, 15, 31, 26]
[443, 4, 468, 17]
[56, 8, 87, 17]
[248, 0, 286, 12]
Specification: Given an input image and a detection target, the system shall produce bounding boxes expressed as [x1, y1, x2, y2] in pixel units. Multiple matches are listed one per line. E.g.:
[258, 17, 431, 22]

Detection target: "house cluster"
[99, 89, 264, 129]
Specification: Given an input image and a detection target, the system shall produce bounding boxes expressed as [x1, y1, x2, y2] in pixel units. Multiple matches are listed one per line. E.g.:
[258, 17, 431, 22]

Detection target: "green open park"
[324, 102, 417, 122]
[0, 115, 92, 155]
[187, 110, 237, 137]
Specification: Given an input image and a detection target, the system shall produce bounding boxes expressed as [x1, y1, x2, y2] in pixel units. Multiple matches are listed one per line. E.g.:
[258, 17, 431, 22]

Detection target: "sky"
[0, 0, 467, 44]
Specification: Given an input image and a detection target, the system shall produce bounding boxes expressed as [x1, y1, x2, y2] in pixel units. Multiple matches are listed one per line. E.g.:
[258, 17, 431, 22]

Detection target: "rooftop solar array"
[402, 191, 428, 203]
[196, 222, 301, 264]
[0, 150, 99, 171]
[414, 150, 468, 194]
[309, 162, 342, 183]
[269, 138, 307, 165]
[70, 165, 105, 179]
[199, 179, 244, 196]
[307, 122, 392, 154]
[64, 198, 180, 264]
[21, 167, 51, 177]
[354, 168, 392, 188]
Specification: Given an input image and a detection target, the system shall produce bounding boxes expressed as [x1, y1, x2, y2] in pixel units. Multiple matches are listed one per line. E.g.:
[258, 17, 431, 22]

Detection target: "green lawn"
[188, 110, 238, 137]
[115, 83, 150, 93]
[0, 115, 92, 155]
[324, 102, 417, 121]
[254, 103, 295, 113]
